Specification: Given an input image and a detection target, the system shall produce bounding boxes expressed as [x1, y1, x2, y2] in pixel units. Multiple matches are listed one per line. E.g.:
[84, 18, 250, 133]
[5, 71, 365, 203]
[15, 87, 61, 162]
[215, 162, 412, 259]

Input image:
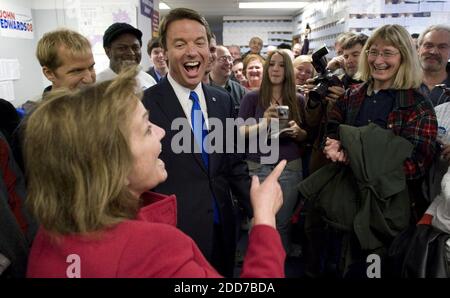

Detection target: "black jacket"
[298, 124, 414, 274]
[146, 66, 164, 83]
[208, 77, 246, 114]
[0, 132, 37, 277]
[142, 77, 251, 276]
[388, 224, 450, 278]
[298, 124, 413, 250]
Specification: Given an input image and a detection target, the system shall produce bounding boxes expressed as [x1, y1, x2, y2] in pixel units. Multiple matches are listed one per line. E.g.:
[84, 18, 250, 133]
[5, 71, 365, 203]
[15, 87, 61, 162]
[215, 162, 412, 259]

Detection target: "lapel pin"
[212, 97, 216, 102]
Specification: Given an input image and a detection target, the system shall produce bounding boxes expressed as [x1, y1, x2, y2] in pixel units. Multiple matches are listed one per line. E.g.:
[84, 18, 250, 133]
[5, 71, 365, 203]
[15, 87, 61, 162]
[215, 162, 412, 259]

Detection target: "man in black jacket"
[142, 8, 252, 277]
[146, 37, 168, 83]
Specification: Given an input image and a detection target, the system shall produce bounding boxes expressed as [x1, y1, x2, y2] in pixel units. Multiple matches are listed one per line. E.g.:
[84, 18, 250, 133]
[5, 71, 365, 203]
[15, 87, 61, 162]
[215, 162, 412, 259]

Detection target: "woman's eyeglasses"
[365, 49, 400, 58]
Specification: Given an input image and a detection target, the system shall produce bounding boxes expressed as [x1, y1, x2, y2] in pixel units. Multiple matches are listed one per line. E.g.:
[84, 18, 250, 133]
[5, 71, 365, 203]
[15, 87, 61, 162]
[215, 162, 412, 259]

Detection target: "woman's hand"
[250, 160, 286, 228]
[241, 104, 278, 138]
[263, 104, 278, 120]
[287, 120, 307, 142]
[323, 137, 349, 163]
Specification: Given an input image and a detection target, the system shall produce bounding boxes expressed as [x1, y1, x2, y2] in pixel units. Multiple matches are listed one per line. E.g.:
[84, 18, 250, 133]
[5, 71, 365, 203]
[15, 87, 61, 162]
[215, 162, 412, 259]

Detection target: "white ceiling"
[159, 0, 311, 43]
[159, 0, 307, 20]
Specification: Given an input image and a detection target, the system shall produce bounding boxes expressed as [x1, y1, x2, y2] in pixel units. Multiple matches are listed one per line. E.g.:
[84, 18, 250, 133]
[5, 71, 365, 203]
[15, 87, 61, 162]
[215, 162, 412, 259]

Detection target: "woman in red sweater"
[25, 67, 286, 278]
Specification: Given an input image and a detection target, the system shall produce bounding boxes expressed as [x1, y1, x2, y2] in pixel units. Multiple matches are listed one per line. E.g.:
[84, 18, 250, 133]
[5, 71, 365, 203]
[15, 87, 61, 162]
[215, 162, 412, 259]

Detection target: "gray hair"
[418, 24, 450, 46]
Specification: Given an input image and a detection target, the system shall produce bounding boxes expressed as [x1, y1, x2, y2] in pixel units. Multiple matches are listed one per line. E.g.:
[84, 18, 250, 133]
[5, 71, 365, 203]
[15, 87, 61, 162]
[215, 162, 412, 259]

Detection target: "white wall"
[138, 0, 157, 71]
[0, 0, 154, 106]
[32, 7, 79, 94]
[0, 0, 43, 105]
[223, 16, 293, 55]
[293, 0, 450, 57]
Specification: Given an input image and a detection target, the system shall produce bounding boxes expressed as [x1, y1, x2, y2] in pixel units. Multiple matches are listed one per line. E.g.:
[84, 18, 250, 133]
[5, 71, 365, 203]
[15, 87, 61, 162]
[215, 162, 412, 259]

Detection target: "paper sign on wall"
[0, 3, 34, 39]
[0, 58, 20, 81]
[0, 80, 15, 102]
[77, 0, 137, 72]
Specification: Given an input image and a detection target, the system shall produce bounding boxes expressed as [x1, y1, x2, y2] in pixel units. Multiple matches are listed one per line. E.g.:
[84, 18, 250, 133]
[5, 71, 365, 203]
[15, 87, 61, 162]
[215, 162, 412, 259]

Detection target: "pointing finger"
[266, 160, 287, 181]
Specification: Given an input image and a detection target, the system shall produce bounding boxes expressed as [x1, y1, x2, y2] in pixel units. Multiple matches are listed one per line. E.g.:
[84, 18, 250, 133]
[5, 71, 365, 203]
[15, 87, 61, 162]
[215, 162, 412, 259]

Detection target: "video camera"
[308, 46, 342, 105]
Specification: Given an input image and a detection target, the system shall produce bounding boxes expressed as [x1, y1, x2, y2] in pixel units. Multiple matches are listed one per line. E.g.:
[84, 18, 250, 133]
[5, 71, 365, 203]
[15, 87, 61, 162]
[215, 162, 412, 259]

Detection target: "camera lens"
[309, 82, 328, 103]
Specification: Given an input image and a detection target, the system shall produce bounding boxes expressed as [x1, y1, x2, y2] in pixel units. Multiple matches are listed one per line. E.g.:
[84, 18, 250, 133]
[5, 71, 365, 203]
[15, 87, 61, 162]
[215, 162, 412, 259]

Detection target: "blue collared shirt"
[354, 89, 396, 129]
[419, 70, 450, 107]
[154, 69, 163, 82]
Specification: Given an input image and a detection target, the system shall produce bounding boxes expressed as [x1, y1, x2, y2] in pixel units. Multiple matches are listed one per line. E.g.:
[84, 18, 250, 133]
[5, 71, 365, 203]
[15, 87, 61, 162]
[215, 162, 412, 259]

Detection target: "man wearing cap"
[97, 22, 156, 90]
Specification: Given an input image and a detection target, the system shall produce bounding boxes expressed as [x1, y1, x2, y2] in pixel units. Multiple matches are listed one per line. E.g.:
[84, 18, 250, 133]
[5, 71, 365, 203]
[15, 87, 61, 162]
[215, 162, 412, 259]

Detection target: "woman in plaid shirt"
[324, 24, 438, 219]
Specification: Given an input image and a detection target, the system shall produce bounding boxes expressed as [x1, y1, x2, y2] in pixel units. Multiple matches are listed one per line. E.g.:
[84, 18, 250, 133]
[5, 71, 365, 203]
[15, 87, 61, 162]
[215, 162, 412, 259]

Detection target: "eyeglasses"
[217, 55, 233, 63]
[365, 49, 400, 58]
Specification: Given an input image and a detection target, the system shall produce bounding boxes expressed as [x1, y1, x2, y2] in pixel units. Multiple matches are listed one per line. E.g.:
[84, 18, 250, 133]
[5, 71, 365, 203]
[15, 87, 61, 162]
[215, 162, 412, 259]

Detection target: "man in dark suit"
[142, 8, 252, 277]
[146, 37, 168, 83]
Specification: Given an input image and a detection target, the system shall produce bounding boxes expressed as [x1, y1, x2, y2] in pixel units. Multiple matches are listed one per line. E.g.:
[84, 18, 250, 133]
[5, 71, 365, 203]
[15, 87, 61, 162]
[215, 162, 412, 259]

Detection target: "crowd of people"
[1, 6, 450, 278]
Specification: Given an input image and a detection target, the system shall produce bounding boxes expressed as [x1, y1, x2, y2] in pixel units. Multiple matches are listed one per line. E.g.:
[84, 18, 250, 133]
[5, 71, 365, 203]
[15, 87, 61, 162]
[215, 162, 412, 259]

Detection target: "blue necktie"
[189, 91, 209, 167]
[189, 91, 219, 223]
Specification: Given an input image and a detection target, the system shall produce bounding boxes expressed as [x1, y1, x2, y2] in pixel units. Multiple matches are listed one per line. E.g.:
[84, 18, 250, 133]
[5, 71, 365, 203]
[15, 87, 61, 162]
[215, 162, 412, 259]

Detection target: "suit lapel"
[203, 84, 224, 177]
[154, 78, 186, 122]
[203, 84, 221, 119]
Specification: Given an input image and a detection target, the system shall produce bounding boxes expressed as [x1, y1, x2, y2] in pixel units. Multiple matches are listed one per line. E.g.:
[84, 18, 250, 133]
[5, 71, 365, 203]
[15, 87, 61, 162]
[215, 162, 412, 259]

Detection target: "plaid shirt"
[327, 82, 437, 180]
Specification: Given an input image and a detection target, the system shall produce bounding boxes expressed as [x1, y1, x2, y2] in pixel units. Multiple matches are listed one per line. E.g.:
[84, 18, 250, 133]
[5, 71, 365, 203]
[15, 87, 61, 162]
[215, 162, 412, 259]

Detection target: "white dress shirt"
[167, 72, 209, 129]
[96, 67, 157, 91]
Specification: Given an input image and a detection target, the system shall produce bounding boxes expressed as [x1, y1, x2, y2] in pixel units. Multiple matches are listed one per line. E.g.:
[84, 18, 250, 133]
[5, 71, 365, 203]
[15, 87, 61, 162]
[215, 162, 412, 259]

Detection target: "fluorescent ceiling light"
[239, 2, 306, 9]
[159, 2, 171, 10]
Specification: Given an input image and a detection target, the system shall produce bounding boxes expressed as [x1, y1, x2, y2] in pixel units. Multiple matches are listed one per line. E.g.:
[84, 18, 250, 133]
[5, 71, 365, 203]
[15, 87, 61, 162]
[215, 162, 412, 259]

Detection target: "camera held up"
[308, 46, 343, 105]
[276, 105, 289, 129]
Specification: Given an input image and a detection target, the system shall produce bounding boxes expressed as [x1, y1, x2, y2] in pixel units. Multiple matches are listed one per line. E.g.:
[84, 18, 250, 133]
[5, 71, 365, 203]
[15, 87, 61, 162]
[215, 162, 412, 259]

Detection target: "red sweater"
[27, 192, 285, 278]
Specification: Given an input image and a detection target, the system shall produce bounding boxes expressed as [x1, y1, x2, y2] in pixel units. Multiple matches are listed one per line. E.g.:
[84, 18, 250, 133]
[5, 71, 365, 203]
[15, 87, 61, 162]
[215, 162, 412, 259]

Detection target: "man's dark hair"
[277, 43, 291, 50]
[147, 37, 162, 55]
[159, 7, 212, 50]
[411, 33, 419, 39]
[341, 33, 369, 50]
[232, 58, 243, 66]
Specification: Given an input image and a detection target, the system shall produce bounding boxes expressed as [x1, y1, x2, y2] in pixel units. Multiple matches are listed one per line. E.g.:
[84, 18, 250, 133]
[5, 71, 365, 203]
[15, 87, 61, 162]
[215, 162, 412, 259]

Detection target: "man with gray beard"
[418, 25, 450, 107]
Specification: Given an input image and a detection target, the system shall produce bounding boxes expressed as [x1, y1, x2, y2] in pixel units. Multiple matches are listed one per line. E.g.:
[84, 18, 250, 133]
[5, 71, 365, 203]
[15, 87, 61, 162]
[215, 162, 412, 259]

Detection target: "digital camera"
[276, 105, 289, 120]
[309, 46, 343, 104]
[276, 105, 289, 130]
